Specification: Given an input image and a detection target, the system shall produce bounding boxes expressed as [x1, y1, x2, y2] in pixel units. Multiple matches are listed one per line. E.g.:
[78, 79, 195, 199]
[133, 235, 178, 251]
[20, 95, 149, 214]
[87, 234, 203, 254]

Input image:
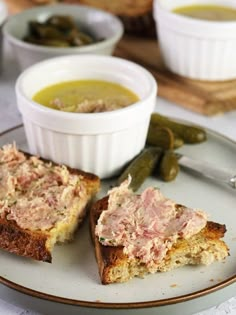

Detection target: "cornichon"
[24, 37, 71, 47]
[117, 147, 163, 191]
[146, 125, 175, 150]
[173, 135, 184, 149]
[159, 150, 179, 182]
[150, 113, 207, 144]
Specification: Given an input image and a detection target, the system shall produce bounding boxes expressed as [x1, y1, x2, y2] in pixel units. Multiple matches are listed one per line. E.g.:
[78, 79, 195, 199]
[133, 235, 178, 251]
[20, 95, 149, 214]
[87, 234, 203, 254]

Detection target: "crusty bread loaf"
[66, 0, 155, 36]
[0, 144, 100, 262]
[90, 196, 229, 284]
[29, 0, 155, 36]
[30, 0, 153, 16]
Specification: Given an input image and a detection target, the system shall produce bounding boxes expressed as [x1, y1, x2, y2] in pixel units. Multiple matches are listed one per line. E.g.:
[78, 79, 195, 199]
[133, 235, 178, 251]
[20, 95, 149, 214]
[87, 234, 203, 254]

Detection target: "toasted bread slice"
[0, 144, 100, 262]
[90, 196, 229, 284]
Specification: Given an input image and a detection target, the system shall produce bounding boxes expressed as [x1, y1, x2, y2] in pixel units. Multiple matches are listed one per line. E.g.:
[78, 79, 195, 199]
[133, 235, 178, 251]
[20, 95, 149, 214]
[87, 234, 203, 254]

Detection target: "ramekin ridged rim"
[15, 54, 157, 134]
[154, 0, 236, 38]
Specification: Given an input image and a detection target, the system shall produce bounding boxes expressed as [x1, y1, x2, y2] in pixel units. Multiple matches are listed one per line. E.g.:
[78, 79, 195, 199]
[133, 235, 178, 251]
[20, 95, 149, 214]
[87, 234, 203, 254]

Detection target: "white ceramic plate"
[0, 124, 236, 313]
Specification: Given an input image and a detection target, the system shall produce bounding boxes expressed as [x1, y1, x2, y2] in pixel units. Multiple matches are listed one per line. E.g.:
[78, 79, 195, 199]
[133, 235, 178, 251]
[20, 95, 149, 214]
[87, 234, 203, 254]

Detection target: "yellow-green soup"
[33, 80, 139, 113]
[173, 5, 236, 21]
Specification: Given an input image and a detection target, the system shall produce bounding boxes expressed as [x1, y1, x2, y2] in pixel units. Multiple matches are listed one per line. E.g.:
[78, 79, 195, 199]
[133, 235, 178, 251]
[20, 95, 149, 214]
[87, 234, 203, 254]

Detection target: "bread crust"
[0, 216, 51, 262]
[90, 196, 229, 284]
[63, 0, 153, 16]
[0, 149, 100, 262]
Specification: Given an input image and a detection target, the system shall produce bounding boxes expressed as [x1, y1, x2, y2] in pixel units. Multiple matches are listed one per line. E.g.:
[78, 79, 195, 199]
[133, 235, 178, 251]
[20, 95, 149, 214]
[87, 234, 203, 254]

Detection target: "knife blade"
[176, 153, 236, 188]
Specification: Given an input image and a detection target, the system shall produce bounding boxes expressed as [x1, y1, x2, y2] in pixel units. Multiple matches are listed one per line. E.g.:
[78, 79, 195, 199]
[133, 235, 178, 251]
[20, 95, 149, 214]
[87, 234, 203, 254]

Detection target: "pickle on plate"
[159, 150, 179, 182]
[146, 125, 175, 150]
[117, 147, 163, 191]
[150, 113, 207, 144]
[173, 135, 184, 149]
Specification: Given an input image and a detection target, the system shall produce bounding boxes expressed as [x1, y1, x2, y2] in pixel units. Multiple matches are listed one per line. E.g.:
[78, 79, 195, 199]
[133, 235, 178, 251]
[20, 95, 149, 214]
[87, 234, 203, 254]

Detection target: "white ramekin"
[3, 4, 123, 70]
[153, 0, 236, 81]
[15, 55, 157, 179]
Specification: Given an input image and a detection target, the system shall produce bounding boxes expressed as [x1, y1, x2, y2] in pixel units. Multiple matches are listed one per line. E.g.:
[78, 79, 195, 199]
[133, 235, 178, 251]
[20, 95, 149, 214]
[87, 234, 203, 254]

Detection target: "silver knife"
[176, 153, 236, 188]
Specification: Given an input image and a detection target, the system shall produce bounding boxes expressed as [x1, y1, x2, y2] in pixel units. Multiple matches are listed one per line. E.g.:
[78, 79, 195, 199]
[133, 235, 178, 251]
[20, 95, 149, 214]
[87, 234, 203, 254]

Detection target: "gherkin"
[159, 150, 179, 182]
[150, 113, 207, 144]
[146, 125, 175, 150]
[117, 147, 163, 191]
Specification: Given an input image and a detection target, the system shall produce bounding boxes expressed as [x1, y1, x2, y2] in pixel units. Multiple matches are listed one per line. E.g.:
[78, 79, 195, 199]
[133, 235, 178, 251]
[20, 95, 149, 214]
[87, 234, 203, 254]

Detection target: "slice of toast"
[0, 144, 100, 262]
[90, 196, 229, 284]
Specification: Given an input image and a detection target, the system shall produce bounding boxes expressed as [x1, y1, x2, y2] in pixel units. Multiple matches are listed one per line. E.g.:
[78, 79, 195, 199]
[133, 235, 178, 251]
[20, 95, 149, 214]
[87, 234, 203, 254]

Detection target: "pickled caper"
[23, 15, 97, 48]
[68, 29, 94, 46]
[42, 39, 71, 47]
[150, 113, 207, 144]
[24, 36, 70, 47]
[146, 125, 175, 150]
[28, 22, 65, 40]
[159, 150, 179, 182]
[117, 147, 163, 191]
[46, 15, 77, 31]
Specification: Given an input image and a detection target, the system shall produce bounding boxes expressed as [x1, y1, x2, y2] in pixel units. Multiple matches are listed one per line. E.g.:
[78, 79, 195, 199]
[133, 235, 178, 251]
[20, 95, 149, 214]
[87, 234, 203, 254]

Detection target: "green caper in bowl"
[23, 15, 98, 47]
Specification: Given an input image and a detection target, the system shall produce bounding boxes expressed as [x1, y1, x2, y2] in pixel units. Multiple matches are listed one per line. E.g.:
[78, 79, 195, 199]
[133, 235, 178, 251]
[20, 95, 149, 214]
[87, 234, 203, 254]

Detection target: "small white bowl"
[0, 1, 7, 71]
[0, 1, 7, 30]
[3, 4, 123, 70]
[15, 55, 157, 179]
[153, 0, 236, 81]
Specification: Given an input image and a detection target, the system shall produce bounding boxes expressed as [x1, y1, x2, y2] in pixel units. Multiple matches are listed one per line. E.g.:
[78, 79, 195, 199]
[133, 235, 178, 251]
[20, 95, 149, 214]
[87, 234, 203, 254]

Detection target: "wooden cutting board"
[115, 35, 236, 116]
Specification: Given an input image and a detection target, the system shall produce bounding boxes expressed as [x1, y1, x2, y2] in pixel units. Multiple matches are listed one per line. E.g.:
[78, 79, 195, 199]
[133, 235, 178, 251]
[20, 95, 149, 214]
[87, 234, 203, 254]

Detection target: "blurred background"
[4, 0, 156, 37]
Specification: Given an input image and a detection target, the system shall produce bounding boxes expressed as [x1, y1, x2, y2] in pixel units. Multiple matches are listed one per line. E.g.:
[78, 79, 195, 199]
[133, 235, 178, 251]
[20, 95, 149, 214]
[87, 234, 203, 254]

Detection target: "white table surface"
[1, 41, 236, 315]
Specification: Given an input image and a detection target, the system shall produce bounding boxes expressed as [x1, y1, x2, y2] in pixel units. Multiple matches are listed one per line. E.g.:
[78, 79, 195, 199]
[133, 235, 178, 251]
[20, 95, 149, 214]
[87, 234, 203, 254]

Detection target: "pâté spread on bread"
[0, 143, 100, 262]
[96, 177, 220, 273]
[0, 144, 86, 230]
[92, 177, 228, 284]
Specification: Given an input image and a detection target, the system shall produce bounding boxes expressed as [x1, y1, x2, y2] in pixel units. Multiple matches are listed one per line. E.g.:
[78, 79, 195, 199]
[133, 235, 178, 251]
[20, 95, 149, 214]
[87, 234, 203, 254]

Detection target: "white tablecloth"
[1, 42, 236, 315]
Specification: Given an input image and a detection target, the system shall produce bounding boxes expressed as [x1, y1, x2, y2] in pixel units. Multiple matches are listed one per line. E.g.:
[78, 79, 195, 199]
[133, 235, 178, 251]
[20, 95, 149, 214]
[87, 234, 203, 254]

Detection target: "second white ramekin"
[15, 55, 157, 179]
[153, 0, 236, 81]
